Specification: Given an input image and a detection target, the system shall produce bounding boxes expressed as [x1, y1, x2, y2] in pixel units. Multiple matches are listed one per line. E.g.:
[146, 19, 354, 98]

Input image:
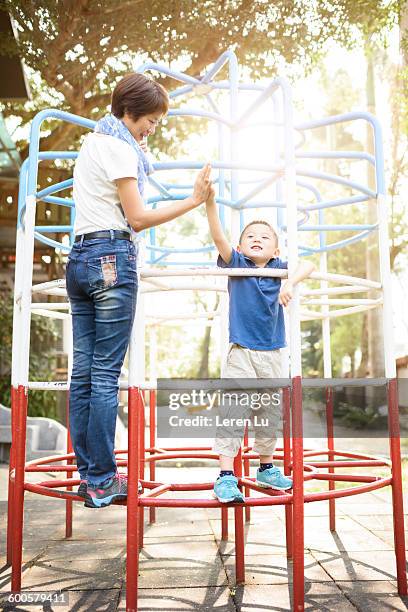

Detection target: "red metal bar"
[142, 484, 171, 498]
[7, 386, 17, 565]
[149, 390, 156, 524]
[291, 376, 304, 612]
[65, 391, 73, 539]
[153, 446, 213, 451]
[313, 473, 380, 483]
[221, 507, 228, 540]
[326, 387, 335, 531]
[387, 378, 407, 595]
[283, 387, 293, 559]
[11, 385, 27, 592]
[304, 460, 386, 468]
[234, 449, 245, 584]
[126, 387, 141, 612]
[139, 391, 145, 551]
[243, 426, 250, 522]
[21, 470, 391, 506]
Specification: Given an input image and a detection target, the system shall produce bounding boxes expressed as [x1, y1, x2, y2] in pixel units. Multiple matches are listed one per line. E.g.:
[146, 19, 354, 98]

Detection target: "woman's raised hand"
[192, 163, 212, 206]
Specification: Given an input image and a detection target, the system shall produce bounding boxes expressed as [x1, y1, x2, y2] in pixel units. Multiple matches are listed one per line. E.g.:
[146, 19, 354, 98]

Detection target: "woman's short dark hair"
[111, 73, 169, 120]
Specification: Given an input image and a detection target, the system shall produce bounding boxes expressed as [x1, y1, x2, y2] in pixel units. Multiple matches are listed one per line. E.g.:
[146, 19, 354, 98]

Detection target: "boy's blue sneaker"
[84, 473, 128, 508]
[256, 466, 293, 491]
[213, 475, 244, 503]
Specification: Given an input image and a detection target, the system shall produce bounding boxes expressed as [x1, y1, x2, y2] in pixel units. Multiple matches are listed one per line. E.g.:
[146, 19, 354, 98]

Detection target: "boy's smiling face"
[237, 223, 279, 266]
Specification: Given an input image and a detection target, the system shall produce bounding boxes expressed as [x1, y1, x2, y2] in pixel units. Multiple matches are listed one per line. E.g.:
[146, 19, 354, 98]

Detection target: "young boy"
[205, 188, 315, 503]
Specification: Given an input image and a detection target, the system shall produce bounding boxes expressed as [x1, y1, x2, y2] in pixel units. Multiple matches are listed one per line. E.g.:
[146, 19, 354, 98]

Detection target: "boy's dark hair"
[239, 220, 278, 244]
[111, 73, 169, 120]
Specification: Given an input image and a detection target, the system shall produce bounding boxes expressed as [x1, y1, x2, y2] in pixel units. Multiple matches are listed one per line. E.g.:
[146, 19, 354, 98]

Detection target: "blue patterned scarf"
[94, 113, 154, 198]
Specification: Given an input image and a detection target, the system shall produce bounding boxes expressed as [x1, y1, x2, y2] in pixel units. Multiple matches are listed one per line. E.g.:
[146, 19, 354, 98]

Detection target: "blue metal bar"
[300, 194, 369, 212]
[272, 94, 285, 232]
[21, 56, 387, 270]
[217, 113, 226, 228]
[203, 81, 266, 92]
[35, 225, 73, 232]
[169, 84, 194, 98]
[201, 50, 236, 83]
[150, 252, 169, 264]
[234, 172, 283, 209]
[137, 61, 200, 85]
[296, 168, 376, 198]
[205, 92, 221, 116]
[228, 51, 241, 234]
[17, 159, 29, 226]
[70, 198, 75, 246]
[33, 231, 71, 251]
[148, 176, 172, 198]
[168, 108, 233, 127]
[153, 161, 282, 172]
[146, 245, 215, 253]
[237, 78, 282, 126]
[149, 260, 217, 266]
[294, 224, 378, 231]
[27, 110, 93, 195]
[300, 229, 374, 253]
[296, 180, 323, 204]
[295, 111, 385, 194]
[296, 151, 375, 165]
[40, 196, 75, 207]
[37, 178, 73, 199]
[38, 152, 78, 160]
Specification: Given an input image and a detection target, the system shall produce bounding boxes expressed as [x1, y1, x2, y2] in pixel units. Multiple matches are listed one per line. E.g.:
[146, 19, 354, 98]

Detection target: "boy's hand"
[139, 138, 148, 153]
[279, 280, 293, 307]
[192, 163, 212, 206]
[206, 183, 216, 206]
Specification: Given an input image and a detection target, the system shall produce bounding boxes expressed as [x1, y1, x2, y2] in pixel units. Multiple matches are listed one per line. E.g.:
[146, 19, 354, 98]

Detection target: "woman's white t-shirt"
[73, 133, 139, 235]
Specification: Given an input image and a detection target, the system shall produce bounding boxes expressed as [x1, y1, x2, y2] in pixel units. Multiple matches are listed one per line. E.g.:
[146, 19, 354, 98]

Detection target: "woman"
[66, 73, 211, 508]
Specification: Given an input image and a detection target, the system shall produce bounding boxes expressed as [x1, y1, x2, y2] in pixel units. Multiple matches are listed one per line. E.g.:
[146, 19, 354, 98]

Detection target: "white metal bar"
[140, 283, 228, 293]
[128, 289, 144, 386]
[146, 311, 220, 321]
[31, 309, 70, 320]
[280, 78, 301, 377]
[301, 303, 377, 320]
[18, 195, 37, 386]
[301, 298, 382, 306]
[376, 194, 396, 377]
[30, 303, 70, 310]
[300, 285, 374, 296]
[32, 278, 66, 293]
[140, 268, 381, 288]
[148, 320, 217, 328]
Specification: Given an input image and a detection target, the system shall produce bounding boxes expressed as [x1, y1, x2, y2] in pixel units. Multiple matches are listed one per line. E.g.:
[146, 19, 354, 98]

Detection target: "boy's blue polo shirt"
[218, 249, 288, 351]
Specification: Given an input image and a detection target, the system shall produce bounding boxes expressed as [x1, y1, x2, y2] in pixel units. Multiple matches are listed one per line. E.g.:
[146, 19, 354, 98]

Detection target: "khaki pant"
[214, 344, 282, 458]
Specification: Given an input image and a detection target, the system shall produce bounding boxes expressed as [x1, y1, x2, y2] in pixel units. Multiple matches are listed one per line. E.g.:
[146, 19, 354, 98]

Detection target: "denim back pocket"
[87, 254, 118, 289]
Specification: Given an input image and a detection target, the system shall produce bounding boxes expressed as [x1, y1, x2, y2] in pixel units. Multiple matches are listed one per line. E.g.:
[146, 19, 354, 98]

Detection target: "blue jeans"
[66, 237, 137, 485]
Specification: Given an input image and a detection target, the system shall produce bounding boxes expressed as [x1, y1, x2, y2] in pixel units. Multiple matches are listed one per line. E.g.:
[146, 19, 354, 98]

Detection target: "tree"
[1, 1, 400, 155]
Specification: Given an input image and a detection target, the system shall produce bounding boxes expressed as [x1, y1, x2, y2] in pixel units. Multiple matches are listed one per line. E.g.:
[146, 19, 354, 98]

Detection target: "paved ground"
[0, 462, 407, 611]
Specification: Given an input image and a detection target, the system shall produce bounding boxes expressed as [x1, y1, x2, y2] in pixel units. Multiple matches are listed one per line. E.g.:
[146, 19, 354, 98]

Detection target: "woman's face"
[122, 111, 163, 143]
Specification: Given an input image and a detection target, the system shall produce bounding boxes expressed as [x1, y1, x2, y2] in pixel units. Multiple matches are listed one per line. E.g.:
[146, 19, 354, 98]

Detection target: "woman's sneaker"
[256, 466, 292, 490]
[84, 474, 143, 508]
[213, 475, 244, 503]
[77, 480, 87, 498]
[84, 473, 128, 508]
